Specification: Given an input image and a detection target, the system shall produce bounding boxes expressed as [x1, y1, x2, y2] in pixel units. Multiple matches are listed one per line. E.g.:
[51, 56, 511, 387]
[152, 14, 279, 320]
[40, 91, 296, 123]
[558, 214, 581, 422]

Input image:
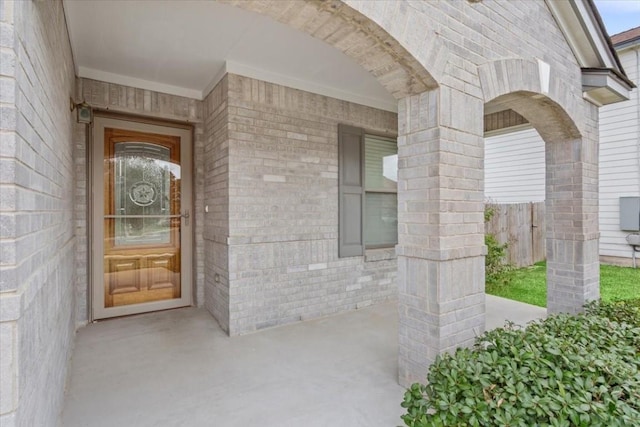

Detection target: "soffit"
[545, 0, 634, 105]
[546, 0, 620, 71]
[63, 0, 397, 111]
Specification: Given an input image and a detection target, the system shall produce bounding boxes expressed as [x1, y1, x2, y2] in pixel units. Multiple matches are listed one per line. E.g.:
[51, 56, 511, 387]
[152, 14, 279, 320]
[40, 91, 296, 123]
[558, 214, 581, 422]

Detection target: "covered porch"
[60, 296, 545, 427]
[1, 1, 633, 425]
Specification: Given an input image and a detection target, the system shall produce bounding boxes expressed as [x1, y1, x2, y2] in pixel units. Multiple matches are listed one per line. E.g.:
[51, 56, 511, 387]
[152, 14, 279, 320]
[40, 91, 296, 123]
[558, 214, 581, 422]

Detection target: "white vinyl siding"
[484, 127, 545, 203]
[599, 45, 640, 259]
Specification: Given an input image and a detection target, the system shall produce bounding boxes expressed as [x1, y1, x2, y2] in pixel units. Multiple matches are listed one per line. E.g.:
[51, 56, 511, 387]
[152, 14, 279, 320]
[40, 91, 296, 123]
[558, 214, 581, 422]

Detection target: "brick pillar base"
[397, 253, 485, 386]
[547, 238, 600, 313]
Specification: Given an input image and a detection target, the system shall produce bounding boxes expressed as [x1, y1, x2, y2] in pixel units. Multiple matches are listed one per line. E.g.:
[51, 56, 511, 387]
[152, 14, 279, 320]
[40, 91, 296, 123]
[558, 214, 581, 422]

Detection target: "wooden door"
[92, 116, 192, 319]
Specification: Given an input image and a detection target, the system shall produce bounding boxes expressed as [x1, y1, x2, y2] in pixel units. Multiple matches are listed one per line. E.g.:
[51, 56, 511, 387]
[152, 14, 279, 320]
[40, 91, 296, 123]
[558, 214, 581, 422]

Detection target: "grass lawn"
[486, 261, 640, 307]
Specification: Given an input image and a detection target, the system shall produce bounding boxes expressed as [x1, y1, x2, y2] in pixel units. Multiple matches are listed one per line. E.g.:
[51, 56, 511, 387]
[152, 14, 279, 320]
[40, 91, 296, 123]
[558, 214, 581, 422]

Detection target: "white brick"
[262, 174, 286, 182]
[0, 412, 16, 427]
[0, 322, 16, 414]
[0, 293, 21, 322]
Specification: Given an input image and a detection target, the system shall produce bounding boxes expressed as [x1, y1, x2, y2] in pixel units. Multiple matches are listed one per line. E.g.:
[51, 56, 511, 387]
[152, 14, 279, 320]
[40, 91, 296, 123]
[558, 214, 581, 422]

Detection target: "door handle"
[181, 210, 190, 226]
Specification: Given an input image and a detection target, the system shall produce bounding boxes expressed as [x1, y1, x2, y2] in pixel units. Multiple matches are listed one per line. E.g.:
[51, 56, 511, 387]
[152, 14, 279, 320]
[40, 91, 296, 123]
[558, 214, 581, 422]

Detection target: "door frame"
[91, 113, 193, 320]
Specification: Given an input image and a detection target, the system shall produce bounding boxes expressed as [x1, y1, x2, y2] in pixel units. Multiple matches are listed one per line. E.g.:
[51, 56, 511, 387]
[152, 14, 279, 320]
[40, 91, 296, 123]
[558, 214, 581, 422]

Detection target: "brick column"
[397, 87, 486, 387]
[545, 120, 600, 313]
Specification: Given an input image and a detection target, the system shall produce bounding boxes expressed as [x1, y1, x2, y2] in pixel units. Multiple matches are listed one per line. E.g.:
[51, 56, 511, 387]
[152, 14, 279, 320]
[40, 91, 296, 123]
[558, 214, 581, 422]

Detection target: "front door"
[92, 116, 192, 319]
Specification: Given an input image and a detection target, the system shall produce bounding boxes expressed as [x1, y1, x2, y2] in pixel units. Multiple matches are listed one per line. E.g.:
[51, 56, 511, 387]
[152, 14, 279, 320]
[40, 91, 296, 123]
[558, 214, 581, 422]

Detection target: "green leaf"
[400, 301, 640, 426]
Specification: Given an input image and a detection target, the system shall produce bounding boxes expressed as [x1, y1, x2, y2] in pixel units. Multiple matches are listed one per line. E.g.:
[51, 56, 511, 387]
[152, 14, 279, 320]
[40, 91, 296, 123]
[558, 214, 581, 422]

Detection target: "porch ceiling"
[63, 0, 397, 111]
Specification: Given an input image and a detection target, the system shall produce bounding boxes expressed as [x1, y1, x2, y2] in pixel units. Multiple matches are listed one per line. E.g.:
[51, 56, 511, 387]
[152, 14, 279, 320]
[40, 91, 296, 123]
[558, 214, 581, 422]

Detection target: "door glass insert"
[114, 142, 174, 246]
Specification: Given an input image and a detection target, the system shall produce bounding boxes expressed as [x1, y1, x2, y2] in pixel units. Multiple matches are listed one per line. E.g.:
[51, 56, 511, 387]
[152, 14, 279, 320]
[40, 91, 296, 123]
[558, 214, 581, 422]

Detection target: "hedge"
[401, 300, 640, 426]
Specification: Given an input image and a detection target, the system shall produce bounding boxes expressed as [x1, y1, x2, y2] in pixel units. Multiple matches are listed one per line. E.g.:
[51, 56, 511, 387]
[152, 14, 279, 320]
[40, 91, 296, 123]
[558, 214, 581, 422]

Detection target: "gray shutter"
[338, 124, 364, 257]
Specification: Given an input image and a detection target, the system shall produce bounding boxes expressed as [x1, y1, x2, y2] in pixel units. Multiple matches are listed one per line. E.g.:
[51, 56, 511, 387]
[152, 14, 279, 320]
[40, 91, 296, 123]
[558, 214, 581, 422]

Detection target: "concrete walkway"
[60, 297, 545, 427]
[485, 294, 547, 329]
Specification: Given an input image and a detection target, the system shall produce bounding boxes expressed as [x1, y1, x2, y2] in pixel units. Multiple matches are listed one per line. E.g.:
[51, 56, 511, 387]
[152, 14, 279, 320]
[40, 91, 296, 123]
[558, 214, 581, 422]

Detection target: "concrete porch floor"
[59, 296, 545, 427]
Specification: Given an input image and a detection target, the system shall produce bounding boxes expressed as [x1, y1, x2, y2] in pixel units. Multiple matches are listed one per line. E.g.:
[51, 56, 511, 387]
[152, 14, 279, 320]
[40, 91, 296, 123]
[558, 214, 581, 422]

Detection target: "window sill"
[364, 247, 397, 262]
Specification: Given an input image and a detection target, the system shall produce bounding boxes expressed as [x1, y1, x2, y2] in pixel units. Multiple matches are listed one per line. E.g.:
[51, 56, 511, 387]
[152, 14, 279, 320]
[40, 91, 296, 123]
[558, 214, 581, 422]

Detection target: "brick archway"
[221, 0, 438, 99]
[479, 58, 584, 141]
[479, 59, 600, 315]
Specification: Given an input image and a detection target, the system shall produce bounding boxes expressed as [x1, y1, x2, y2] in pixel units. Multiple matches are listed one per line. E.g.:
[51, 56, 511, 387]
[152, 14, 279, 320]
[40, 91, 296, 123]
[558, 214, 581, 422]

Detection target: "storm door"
[92, 116, 192, 319]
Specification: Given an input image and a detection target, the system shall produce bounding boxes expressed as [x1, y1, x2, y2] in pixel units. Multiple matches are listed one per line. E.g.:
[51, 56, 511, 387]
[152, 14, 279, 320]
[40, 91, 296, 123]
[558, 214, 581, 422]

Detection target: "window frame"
[338, 124, 397, 258]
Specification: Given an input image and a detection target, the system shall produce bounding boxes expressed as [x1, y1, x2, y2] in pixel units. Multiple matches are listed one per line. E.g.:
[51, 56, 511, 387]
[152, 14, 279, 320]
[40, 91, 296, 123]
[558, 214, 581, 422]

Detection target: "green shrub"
[401, 302, 640, 426]
[585, 298, 640, 328]
[484, 206, 513, 287]
[484, 233, 512, 287]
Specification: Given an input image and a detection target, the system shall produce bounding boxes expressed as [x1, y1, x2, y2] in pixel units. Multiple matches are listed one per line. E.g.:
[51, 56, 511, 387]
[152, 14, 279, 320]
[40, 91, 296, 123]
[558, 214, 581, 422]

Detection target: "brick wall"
[203, 75, 231, 331]
[232, 0, 585, 132]
[0, 1, 76, 425]
[215, 74, 399, 335]
[347, 0, 583, 100]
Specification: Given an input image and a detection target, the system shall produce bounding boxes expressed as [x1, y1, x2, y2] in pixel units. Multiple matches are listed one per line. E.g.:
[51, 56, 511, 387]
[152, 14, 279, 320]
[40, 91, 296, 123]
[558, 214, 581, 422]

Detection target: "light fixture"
[70, 98, 93, 124]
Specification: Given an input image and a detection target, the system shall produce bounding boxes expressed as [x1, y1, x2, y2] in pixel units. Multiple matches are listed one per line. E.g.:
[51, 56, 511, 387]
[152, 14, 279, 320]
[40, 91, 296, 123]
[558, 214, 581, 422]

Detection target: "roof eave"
[546, 0, 635, 104]
[614, 37, 640, 51]
[582, 68, 634, 106]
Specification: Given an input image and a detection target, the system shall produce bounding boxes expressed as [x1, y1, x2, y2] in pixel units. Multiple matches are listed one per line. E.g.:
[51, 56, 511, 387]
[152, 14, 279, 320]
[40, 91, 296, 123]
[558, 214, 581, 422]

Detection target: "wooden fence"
[485, 202, 545, 267]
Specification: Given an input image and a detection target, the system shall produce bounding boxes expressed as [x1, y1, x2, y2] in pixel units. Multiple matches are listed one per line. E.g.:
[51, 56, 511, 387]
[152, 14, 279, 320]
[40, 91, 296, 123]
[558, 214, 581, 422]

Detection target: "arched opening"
[222, 0, 438, 98]
[483, 88, 600, 315]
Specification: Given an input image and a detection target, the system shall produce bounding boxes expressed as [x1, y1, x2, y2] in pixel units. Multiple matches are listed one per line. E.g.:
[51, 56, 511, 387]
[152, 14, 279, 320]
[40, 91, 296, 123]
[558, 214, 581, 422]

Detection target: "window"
[338, 124, 398, 257]
[364, 135, 398, 248]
